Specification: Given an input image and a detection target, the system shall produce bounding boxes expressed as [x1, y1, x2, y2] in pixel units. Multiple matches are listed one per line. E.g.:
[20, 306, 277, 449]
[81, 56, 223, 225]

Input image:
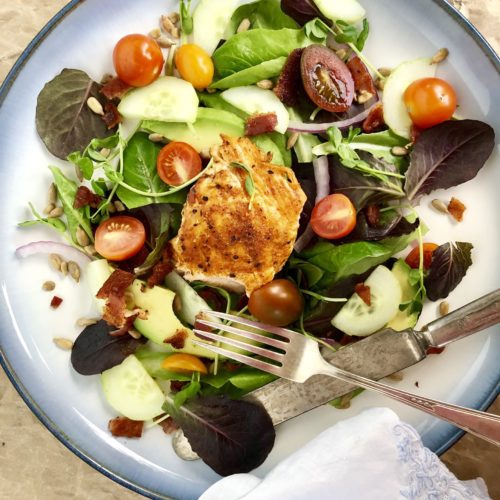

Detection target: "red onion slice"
[294, 156, 330, 253]
[287, 104, 374, 134]
[16, 241, 92, 268]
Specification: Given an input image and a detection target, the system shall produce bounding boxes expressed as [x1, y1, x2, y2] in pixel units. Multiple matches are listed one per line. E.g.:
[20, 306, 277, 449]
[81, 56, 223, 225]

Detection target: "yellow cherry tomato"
[161, 353, 208, 375]
[175, 44, 214, 89]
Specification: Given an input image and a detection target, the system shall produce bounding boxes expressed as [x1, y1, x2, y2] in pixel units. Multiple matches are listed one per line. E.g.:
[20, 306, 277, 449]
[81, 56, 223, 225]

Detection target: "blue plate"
[0, 1, 498, 499]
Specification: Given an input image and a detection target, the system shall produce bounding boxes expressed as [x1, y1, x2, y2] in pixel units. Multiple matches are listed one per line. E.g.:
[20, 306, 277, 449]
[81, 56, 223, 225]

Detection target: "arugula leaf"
[335, 19, 369, 51]
[49, 166, 93, 244]
[405, 120, 495, 202]
[18, 202, 67, 234]
[231, 161, 256, 207]
[164, 394, 275, 476]
[229, 0, 298, 32]
[424, 242, 473, 301]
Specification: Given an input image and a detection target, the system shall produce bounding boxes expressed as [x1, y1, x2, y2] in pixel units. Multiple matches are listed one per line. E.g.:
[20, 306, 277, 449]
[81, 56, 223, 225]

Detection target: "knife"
[172, 289, 500, 459]
[245, 288, 500, 425]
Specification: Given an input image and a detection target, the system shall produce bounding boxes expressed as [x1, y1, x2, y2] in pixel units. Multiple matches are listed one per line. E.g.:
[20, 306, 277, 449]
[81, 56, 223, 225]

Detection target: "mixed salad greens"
[18, 0, 495, 477]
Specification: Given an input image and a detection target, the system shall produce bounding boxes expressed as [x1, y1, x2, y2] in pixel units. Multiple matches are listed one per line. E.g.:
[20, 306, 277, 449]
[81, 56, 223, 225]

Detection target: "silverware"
[193, 290, 500, 447]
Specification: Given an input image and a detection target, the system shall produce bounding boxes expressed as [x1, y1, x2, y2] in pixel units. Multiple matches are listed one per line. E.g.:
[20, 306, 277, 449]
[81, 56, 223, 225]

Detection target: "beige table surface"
[0, 1, 499, 499]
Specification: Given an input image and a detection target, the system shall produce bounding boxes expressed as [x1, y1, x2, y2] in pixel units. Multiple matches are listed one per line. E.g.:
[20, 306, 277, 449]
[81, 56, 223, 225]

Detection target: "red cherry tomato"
[157, 142, 202, 186]
[175, 44, 214, 90]
[113, 34, 164, 87]
[405, 242, 439, 269]
[310, 194, 357, 240]
[248, 279, 303, 327]
[403, 77, 457, 129]
[95, 215, 146, 261]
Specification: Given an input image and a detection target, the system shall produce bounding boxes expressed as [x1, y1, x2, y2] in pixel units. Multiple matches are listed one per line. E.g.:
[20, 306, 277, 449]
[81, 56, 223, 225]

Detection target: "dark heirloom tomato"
[300, 45, 355, 112]
[248, 279, 304, 327]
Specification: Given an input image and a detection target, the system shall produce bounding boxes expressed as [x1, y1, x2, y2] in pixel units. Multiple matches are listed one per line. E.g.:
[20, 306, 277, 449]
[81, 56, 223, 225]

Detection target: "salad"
[16, 0, 495, 477]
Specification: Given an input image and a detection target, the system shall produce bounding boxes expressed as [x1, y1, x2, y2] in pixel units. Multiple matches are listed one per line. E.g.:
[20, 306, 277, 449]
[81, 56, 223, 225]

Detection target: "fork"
[193, 311, 500, 447]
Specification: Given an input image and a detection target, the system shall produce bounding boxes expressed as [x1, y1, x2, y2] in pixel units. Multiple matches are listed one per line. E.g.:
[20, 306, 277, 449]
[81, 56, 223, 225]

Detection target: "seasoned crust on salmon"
[171, 135, 307, 295]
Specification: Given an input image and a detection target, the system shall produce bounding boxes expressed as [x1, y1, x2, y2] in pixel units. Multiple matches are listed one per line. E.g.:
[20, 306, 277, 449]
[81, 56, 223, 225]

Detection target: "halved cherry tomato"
[94, 215, 146, 261]
[113, 34, 164, 87]
[175, 43, 214, 90]
[161, 353, 208, 375]
[405, 242, 439, 269]
[248, 279, 303, 327]
[157, 141, 202, 186]
[403, 77, 457, 129]
[310, 193, 356, 239]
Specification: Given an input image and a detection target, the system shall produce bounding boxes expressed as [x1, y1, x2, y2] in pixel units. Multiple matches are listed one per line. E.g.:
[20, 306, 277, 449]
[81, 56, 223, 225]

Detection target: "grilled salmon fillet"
[171, 135, 307, 295]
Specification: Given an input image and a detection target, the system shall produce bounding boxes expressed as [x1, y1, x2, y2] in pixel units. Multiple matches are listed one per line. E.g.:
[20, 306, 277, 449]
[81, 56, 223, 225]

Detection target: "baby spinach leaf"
[174, 379, 201, 408]
[116, 133, 186, 209]
[36, 69, 115, 159]
[164, 394, 275, 476]
[71, 320, 147, 375]
[424, 242, 473, 301]
[405, 120, 495, 202]
[229, 0, 298, 33]
[49, 166, 93, 244]
[212, 28, 310, 87]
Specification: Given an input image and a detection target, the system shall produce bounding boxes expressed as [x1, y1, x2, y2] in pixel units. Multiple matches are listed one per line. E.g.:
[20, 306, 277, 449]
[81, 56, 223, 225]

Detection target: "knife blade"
[244, 289, 500, 425]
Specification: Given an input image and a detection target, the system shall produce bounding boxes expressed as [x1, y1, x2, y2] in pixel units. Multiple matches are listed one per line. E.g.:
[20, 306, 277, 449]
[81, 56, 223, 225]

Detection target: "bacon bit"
[97, 269, 135, 328]
[109, 314, 139, 337]
[100, 77, 132, 100]
[427, 346, 445, 355]
[410, 124, 422, 143]
[224, 361, 240, 373]
[108, 417, 143, 438]
[414, 381, 420, 388]
[362, 102, 385, 133]
[147, 245, 174, 287]
[273, 48, 304, 107]
[158, 416, 179, 435]
[170, 380, 188, 392]
[245, 113, 278, 136]
[447, 197, 466, 222]
[354, 283, 371, 306]
[73, 186, 102, 209]
[364, 204, 380, 227]
[164, 329, 188, 349]
[347, 56, 377, 96]
[50, 296, 63, 309]
[102, 102, 122, 129]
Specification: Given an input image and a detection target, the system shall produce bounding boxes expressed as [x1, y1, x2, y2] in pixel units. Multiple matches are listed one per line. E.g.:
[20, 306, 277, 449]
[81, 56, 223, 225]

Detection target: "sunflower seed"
[100, 73, 114, 85]
[431, 199, 449, 214]
[168, 12, 180, 25]
[100, 147, 111, 158]
[356, 90, 374, 104]
[161, 15, 180, 38]
[256, 79, 273, 90]
[84, 244, 97, 256]
[76, 226, 90, 247]
[148, 133, 166, 143]
[431, 48, 449, 64]
[128, 329, 142, 339]
[237, 18, 251, 33]
[87, 96, 104, 116]
[377, 67, 392, 77]
[335, 48, 347, 60]
[48, 207, 64, 218]
[42, 281, 56, 292]
[49, 254, 63, 271]
[375, 78, 385, 91]
[107, 202, 116, 214]
[43, 203, 56, 215]
[439, 301, 450, 316]
[114, 200, 126, 212]
[287, 132, 300, 150]
[149, 28, 161, 39]
[387, 371, 404, 382]
[53, 337, 73, 350]
[48, 183, 58, 205]
[76, 317, 98, 327]
[74, 164, 84, 182]
[68, 261, 81, 283]
[60, 261, 68, 277]
[391, 146, 408, 157]
[157, 35, 174, 48]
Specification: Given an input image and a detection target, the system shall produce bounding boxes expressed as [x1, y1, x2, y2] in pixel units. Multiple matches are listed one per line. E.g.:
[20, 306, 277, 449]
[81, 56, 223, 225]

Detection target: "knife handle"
[419, 289, 500, 348]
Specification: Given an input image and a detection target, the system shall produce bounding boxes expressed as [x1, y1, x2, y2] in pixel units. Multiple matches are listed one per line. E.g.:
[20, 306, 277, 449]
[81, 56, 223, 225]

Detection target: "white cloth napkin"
[200, 407, 490, 500]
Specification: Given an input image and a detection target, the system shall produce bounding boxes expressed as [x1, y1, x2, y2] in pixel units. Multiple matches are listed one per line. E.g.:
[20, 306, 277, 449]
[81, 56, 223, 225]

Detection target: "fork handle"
[319, 360, 500, 447]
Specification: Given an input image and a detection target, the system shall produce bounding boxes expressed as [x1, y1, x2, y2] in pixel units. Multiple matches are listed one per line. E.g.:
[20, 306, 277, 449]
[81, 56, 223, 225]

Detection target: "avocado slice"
[85, 260, 216, 359]
[387, 259, 419, 331]
[142, 107, 245, 154]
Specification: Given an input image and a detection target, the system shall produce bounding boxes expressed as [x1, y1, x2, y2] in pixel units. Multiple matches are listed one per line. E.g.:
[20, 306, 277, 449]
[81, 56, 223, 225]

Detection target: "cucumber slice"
[382, 58, 436, 139]
[191, 0, 238, 55]
[332, 265, 402, 337]
[221, 86, 289, 134]
[118, 76, 198, 123]
[313, 0, 366, 24]
[101, 355, 165, 420]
